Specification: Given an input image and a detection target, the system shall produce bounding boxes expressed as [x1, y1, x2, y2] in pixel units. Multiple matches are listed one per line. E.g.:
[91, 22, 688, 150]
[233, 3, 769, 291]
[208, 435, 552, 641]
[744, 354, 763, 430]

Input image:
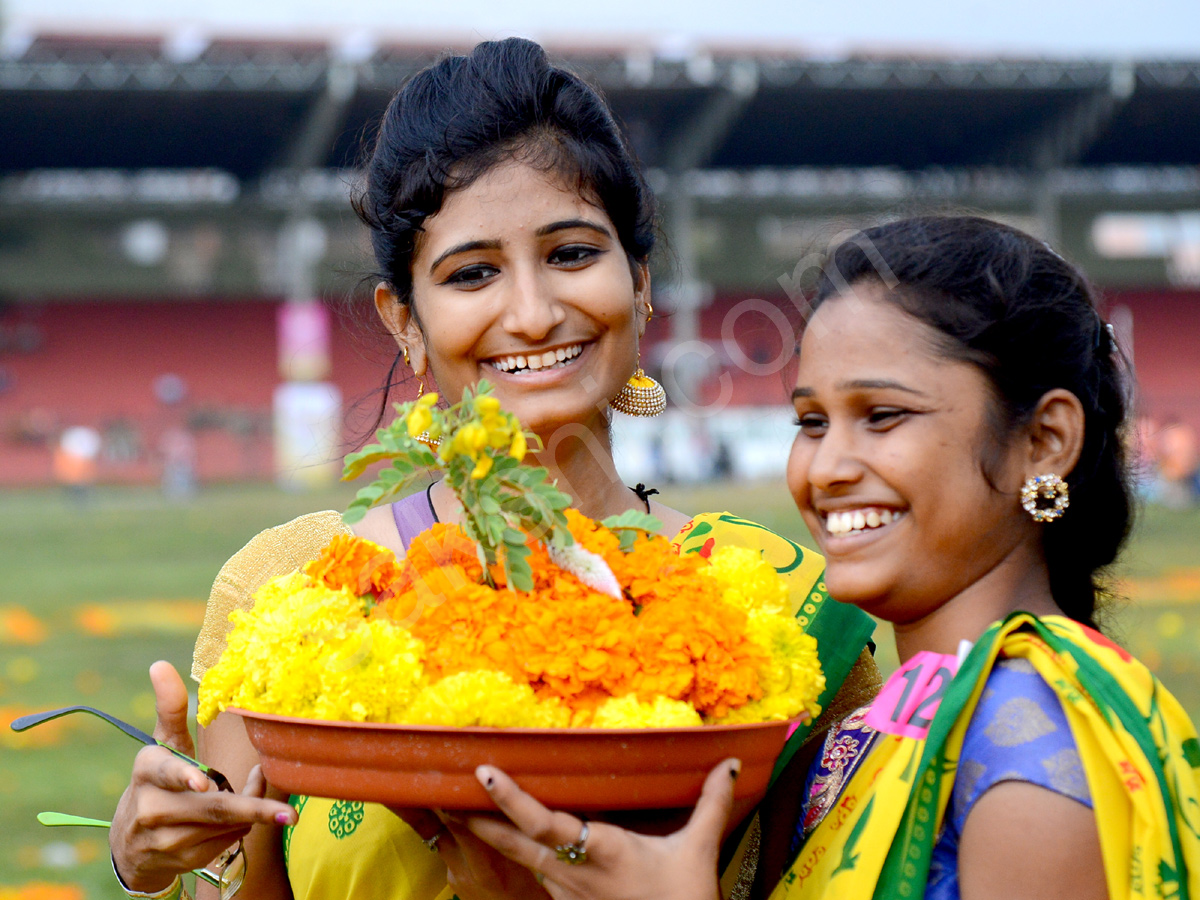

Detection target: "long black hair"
[812, 215, 1133, 628]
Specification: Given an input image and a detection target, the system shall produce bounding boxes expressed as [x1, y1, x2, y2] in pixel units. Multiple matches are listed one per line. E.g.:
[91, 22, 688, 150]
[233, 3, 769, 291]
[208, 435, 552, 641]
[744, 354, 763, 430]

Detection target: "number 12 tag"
[864, 650, 960, 740]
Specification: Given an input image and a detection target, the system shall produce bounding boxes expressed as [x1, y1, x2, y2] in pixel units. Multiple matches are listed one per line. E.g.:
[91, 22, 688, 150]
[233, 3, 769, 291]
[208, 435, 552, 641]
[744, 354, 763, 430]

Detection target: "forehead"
[796, 285, 964, 388]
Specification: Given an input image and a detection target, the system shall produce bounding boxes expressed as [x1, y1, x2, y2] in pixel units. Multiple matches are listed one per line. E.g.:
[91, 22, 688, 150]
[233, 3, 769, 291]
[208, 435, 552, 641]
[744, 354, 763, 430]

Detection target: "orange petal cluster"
[304, 533, 405, 600]
[394, 512, 769, 718]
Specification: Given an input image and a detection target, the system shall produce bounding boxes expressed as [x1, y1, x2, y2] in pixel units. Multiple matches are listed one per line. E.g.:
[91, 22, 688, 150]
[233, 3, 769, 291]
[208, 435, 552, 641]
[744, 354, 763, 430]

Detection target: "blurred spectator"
[1158, 417, 1199, 509]
[103, 418, 143, 463]
[1133, 415, 1161, 499]
[159, 425, 197, 499]
[53, 425, 101, 501]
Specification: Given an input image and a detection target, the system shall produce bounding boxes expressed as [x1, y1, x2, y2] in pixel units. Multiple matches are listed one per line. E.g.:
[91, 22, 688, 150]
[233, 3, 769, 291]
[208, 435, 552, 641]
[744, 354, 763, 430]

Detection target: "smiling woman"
[374, 162, 647, 444]
[102, 36, 881, 900]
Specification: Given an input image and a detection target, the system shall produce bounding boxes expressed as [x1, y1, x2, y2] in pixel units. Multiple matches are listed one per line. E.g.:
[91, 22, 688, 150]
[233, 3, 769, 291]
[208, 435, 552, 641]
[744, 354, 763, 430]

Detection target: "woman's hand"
[108, 661, 297, 893]
[459, 758, 740, 900]
[390, 807, 550, 900]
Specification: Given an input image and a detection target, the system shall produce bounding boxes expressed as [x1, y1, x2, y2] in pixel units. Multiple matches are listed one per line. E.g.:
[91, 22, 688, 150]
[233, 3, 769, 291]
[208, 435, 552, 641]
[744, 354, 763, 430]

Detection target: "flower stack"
[198, 384, 823, 729]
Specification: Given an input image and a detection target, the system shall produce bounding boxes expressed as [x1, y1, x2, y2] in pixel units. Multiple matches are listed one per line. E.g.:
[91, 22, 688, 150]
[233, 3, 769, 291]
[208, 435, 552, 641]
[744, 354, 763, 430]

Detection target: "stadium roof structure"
[2, 37, 1199, 297]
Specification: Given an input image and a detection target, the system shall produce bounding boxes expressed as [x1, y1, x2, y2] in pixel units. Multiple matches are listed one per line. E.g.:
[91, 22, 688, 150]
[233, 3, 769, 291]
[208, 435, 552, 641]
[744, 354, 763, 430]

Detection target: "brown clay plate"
[232, 708, 796, 810]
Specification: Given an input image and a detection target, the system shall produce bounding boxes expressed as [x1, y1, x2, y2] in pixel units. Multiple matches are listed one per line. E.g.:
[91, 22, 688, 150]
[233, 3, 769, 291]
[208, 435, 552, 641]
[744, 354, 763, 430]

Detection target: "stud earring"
[1021, 474, 1069, 522]
[610, 359, 666, 417]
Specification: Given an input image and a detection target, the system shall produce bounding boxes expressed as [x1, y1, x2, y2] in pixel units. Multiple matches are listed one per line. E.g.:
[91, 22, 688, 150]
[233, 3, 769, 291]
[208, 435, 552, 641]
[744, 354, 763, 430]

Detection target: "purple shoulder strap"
[390, 488, 438, 548]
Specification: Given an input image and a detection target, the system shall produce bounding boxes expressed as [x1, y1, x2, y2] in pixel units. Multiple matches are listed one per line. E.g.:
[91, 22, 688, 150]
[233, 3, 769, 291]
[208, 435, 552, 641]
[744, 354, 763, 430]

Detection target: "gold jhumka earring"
[609, 302, 666, 417]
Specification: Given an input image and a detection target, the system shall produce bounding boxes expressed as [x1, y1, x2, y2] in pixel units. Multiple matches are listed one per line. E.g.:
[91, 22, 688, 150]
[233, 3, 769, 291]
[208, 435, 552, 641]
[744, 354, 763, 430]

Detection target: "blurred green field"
[1, 483, 1197, 898]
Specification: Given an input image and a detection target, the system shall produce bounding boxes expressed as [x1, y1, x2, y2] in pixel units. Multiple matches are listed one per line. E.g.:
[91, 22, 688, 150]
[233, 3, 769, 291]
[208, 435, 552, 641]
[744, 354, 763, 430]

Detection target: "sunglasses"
[10, 704, 246, 898]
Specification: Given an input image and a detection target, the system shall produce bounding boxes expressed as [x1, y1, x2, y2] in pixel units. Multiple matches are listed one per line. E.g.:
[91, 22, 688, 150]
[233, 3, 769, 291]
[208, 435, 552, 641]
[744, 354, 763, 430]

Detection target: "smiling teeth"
[491, 344, 583, 373]
[825, 508, 900, 536]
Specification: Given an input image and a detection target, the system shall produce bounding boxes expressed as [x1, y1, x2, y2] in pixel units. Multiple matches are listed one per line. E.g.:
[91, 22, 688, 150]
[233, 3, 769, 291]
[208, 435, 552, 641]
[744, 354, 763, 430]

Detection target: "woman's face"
[785, 284, 1035, 625]
[389, 160, 647, 437]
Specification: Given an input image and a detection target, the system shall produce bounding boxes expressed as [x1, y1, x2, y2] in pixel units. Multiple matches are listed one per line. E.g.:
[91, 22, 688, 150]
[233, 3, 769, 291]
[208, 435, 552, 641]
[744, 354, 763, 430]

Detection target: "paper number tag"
[864, 650, 960, 740]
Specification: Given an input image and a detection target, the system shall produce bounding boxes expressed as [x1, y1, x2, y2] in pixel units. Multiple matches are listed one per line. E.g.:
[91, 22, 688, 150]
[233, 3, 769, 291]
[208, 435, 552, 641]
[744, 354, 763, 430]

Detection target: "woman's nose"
[805, 423, 864, 491]
[501, 267, 567, 340]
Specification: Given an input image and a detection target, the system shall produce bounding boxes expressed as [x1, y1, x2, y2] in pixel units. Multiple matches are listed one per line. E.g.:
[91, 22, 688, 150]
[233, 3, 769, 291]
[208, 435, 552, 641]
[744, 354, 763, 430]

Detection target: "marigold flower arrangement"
[198, 383, 824, 729]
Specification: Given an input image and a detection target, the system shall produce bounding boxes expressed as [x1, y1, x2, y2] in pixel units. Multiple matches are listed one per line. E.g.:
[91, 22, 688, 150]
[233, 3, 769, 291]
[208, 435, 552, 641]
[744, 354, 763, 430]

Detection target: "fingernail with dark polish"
[477, 766, 496, 790]
[729, 761, 741, 780]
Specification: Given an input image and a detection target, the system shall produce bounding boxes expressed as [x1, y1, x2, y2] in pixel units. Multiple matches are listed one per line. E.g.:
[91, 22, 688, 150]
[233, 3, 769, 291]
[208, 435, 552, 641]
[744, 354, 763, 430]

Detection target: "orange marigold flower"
[304, 534, 404, 601]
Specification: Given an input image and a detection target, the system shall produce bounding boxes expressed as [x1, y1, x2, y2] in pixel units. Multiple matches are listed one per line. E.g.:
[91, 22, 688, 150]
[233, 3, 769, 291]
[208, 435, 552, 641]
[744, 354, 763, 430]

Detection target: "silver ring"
[554, 822, 589, 864]
[423, 830, 442, 852]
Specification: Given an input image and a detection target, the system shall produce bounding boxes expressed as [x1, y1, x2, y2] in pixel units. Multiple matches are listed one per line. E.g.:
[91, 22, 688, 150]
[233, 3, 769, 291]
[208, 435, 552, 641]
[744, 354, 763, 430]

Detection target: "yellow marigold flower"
[592, 693, 702, 728]
[710, 611, 824, 725]
[197, 572, 427, 726]
[403, 670, 570, 728]
[703, 546, 788, 616]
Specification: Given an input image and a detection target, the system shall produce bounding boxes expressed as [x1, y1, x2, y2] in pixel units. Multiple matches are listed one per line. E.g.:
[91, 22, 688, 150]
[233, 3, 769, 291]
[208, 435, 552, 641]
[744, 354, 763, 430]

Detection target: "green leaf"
[492, 455, 518, 473]
[600, 510, 664, 534]
[486, 517, 505, 545]
[504, 542, 533, 592]
[479, 494, 500, 515]
[341, 446, 398, 481]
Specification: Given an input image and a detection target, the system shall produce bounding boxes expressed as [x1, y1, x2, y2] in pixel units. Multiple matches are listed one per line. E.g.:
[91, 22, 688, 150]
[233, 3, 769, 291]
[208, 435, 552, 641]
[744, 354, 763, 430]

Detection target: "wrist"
[111, 852, 183, 899]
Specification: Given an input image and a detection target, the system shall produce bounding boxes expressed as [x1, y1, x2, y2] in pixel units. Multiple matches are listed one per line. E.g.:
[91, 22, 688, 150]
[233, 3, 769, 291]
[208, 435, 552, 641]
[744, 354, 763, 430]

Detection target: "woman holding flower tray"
[104, 38, 879, 900]
[458, 218, 1200, 900]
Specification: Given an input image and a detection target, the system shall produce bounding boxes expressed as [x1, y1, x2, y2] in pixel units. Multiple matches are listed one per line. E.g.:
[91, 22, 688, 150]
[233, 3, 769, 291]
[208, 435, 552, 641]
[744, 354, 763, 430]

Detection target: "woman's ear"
[374, 283, 427, 377]
[634, 265, 652, 338]
[1023, 388, 1086, 480]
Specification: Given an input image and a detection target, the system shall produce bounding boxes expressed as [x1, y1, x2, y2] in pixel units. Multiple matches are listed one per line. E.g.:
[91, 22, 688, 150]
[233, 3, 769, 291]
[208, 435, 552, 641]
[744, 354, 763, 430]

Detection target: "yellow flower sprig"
[342, 381, 578, 591]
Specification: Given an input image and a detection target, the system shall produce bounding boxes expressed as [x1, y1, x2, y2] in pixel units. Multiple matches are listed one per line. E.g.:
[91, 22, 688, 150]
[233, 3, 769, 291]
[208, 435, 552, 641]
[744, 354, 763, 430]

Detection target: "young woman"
[460, 216, 1200, 900]
[104, 38, 878, 900]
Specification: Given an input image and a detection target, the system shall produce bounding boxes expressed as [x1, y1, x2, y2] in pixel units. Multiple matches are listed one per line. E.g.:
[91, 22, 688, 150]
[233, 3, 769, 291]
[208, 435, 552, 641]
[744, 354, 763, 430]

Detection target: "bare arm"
[958, 781, 1106, 900]
[194, 711, 294, 900]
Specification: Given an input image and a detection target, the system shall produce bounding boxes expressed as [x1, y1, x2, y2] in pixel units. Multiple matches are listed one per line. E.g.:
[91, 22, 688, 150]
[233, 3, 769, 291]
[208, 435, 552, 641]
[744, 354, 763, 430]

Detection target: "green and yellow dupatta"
[775, 613, 1200, 900]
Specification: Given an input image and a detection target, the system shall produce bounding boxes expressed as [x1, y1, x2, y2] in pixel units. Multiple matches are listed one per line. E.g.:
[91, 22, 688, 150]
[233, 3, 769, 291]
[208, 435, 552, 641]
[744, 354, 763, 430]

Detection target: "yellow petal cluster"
[708, 611, 824, 724]
[591, 693, 703, 728]
[405, 392, 438, 438]
[701, 546, 789, 616]
[197, 571, 426, 727]
[437, 395, 527, 476]
[402, 670, 571, 728]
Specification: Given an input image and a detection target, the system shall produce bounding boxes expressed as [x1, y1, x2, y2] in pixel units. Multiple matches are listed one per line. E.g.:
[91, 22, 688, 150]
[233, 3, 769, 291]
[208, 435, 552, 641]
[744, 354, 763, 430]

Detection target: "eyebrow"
[535, 218, 612, 239]
[427, 219, 612, 275]
[791, 379, 930, 401]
